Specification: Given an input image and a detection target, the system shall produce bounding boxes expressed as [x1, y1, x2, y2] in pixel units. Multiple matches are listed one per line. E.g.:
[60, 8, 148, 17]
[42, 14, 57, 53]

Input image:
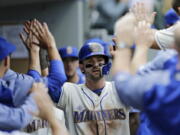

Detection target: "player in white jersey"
[58, 39, 130, 135]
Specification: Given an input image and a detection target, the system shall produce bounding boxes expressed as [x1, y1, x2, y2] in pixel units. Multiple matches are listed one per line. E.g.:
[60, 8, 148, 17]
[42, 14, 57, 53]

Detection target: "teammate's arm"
[0, 95, 37, 131]
[20, 20, 41, 77]
[130, 21, 154, 74]
[29, 19, 67, 103]
[31, 83, 69, 135]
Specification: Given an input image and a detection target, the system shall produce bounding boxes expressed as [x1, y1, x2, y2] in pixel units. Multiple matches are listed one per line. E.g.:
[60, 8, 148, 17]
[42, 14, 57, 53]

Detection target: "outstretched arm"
[20, 20, 41, 75]
[28, 19, 67, 103]
[0, 95, 37, 131]
[131, 21, 154, 74]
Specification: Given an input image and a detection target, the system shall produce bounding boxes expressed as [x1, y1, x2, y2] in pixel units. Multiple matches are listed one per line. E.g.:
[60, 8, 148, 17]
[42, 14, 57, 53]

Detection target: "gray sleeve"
[97, 0, 128, 19]
[138, 50, 177, 75]
[113, 71, 170, 110]
[155, 27, 175, 50]
[1, 70, 35, 107]
[0, 95, 37, 130]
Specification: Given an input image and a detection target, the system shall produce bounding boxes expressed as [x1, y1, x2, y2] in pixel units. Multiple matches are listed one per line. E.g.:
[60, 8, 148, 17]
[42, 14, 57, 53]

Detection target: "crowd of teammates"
[0, 0, 180, 135]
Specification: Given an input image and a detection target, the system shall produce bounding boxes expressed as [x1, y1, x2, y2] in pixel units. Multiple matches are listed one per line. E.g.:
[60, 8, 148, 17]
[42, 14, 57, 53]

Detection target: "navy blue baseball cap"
[0, 37, 16, 61]
[165, 8, 179, 26]
[83, 38, 111, 57]
[58, 46, 79, 59]
[79, 38, 109, 62]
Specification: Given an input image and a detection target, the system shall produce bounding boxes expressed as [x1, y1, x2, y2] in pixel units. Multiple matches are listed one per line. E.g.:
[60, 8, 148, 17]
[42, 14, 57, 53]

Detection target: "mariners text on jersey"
[74, 108, 126, 123]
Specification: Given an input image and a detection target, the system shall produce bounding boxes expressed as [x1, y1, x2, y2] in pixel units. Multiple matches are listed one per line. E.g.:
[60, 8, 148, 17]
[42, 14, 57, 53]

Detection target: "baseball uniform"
[58, 81, 130, 135]
[155, 23, 178, 50]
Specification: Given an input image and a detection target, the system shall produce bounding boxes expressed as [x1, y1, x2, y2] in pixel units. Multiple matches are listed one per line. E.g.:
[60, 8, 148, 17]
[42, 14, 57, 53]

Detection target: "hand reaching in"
[130, 2, 156, 25]
[20, 20, 40, 52]
[134, 21, 154, 49]
[31, 19, 56, 49]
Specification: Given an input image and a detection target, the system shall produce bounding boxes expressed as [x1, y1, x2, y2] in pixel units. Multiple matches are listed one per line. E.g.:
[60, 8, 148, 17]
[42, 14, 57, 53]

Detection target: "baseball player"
[112, 19, 180, 135]
[58, 46, 85, 84]
[28, 37, 131, 134]
[59, 40, 130, 135]
[0, 37, 37, 130]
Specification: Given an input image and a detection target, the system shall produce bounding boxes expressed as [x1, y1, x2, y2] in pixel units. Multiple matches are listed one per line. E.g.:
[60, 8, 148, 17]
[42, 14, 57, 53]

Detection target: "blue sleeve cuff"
[27, 69, 41, 80]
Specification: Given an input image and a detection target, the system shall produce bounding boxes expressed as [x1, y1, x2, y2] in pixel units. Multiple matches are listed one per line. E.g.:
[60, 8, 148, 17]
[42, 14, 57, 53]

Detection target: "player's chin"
[92, 71, 101, 76]
[92, 73, 102, 79]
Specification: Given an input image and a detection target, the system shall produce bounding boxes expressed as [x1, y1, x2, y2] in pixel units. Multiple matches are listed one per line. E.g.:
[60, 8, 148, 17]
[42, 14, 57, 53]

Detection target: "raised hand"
[134, 21, 154, 49]
[114, 13, 136, 46]
[20, 20, 40, 52]
[31, 19, 56, 49]
[130, 2, 156, 25]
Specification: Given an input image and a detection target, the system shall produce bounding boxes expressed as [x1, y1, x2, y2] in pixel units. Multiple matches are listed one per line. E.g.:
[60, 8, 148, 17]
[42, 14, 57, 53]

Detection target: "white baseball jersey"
[23, 107, 65, 135]
[155, 25, 176, 50]
[58, 81, 130, 135]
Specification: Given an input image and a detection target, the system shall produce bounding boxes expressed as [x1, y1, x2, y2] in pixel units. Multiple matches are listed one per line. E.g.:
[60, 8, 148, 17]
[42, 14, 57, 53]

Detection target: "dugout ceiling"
[0, 0, 67, 7]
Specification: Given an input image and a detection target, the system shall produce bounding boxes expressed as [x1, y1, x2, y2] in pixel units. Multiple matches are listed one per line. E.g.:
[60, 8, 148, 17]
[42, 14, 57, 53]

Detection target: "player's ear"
[79, 63, 85, 74]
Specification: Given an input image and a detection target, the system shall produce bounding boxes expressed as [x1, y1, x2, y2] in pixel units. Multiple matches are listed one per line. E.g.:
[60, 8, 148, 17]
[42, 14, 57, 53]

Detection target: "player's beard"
[86, 70, 103, 81]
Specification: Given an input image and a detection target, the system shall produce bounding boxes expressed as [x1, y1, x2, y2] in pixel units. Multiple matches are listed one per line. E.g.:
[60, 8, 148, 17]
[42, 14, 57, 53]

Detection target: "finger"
[34, 19, 44, 35]
[19, 33, 26, 44]
[30, 27, 40, 41]
[43, 22, 50, 34]
[24, 21, 31, 30]
[23, 27, 30, 35]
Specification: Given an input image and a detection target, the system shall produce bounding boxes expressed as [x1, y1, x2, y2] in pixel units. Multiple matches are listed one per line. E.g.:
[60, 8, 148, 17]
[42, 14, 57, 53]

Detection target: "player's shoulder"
[62, 82, 83, 91]
[105, 81, 113, 86]
[105, 81, 116, 92]
[3, 69, 34, 82]
[63, 82, 81, 87]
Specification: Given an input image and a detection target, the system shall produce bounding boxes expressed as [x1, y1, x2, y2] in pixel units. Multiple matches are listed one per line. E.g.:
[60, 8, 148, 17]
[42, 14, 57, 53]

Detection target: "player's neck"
[68, 73, 79, 83]
[85, 78, 105, 91]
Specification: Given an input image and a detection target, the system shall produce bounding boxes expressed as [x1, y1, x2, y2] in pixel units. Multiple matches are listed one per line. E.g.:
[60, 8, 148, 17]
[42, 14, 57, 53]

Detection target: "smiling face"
[80, 55, 106, 81]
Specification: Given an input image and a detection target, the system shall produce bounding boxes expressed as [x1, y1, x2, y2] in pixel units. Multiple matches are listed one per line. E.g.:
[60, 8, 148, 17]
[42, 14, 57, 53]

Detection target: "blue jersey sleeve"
[27, 69, 41, 80]
[0, 95, 37, 131]
[142, 69, 180, 135]
[0, 72, 35, 107]
[47, 60, 67, 103]
[113, 70, 171, 110]
[138, 50, 177, 75]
